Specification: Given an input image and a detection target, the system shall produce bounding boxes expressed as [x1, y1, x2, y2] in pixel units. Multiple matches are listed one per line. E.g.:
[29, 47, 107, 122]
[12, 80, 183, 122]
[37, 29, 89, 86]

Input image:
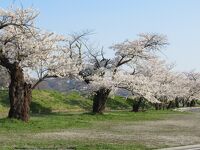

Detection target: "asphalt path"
[158, 144, 200, 150]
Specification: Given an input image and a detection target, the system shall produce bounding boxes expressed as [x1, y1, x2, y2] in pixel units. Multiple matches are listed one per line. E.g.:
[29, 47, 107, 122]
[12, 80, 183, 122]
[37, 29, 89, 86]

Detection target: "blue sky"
[1, 0, 200, 71]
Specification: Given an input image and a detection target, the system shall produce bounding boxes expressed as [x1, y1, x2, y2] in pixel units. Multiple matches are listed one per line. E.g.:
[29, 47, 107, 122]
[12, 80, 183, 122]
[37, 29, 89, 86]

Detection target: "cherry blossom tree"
[30, 31, 89, 89]
[80, 33, 168, 113]
[127, 58, 200, 110]
[0, 7, 81, 121]
[181, 71, 200, 107]
[133, 58, 177, 109]
[114, 71, 160, 112]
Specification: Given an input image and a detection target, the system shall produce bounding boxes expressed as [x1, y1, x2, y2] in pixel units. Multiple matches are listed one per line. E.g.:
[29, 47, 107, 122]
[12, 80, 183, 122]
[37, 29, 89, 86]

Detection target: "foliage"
[0, 7, 82, 85]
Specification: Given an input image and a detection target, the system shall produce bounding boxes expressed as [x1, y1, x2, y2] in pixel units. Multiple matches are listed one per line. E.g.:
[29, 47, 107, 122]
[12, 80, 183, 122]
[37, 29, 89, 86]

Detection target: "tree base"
[92, 88, 111, 113]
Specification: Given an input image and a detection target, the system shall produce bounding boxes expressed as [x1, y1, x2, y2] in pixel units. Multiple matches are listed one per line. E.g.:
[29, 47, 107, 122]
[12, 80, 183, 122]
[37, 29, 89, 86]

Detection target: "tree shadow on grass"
[107, 97, 131, 110]
[30, 101, 52, 114]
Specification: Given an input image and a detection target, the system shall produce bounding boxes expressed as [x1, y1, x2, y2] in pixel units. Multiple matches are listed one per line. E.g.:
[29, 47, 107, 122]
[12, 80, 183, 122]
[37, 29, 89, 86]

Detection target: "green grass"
[107, 96, 131, 110]
[0, 138, 150, 150]
[31, 90, 93, 113]
[0, 110, 178, 133]
[0, 90, 132, 113]
[0, 90, 9, 113]
[0, 90, 188, 149]
[0, 110, 182, 150]
[0, 139, 149, 150]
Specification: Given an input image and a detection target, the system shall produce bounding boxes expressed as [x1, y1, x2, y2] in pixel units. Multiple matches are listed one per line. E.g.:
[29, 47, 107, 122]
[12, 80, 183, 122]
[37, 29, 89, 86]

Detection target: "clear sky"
[1, 0, 200, 71]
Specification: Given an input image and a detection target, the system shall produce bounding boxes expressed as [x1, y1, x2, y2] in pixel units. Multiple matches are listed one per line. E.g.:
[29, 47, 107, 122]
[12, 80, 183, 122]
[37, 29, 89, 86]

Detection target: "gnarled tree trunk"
[8, 64, 32, 122]
[132, 97, 143, 112]
[92, 87, 111, 113]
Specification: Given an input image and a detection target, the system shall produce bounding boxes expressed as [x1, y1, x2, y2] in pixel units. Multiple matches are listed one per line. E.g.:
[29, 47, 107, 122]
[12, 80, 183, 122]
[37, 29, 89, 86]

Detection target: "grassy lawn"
[0, 110, 179, 133]
[0, 110, 186, 150]
[0, 90, 197, 150]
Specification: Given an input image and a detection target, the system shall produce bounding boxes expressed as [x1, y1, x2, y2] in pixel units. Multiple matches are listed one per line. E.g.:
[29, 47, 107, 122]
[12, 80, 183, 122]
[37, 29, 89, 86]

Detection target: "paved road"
[175, 107, 200, 112]
[158, 144, 200, 150]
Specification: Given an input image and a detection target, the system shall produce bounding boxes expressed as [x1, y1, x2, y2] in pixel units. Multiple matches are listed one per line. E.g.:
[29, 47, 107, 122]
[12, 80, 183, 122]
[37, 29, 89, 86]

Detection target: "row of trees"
[80, 36, 200, 113]
[0, 7, 200, 122]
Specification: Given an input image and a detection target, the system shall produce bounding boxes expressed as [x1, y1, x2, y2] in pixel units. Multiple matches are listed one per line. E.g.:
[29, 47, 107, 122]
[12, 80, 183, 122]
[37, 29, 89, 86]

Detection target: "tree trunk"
[190, 99, 196, 107]
[182, 98, 186, 107]
[186, 102, 190, 107]
[132, 97, 142, 112]
[175, 97, 179, 108]
[92, 87, 111, 113]
[167, 101, 175, 109]
[8, 64, 32, 122]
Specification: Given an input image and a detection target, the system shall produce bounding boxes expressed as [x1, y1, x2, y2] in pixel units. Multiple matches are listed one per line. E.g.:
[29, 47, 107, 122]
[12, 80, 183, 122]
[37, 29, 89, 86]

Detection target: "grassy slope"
[0, 90, 131, 114]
